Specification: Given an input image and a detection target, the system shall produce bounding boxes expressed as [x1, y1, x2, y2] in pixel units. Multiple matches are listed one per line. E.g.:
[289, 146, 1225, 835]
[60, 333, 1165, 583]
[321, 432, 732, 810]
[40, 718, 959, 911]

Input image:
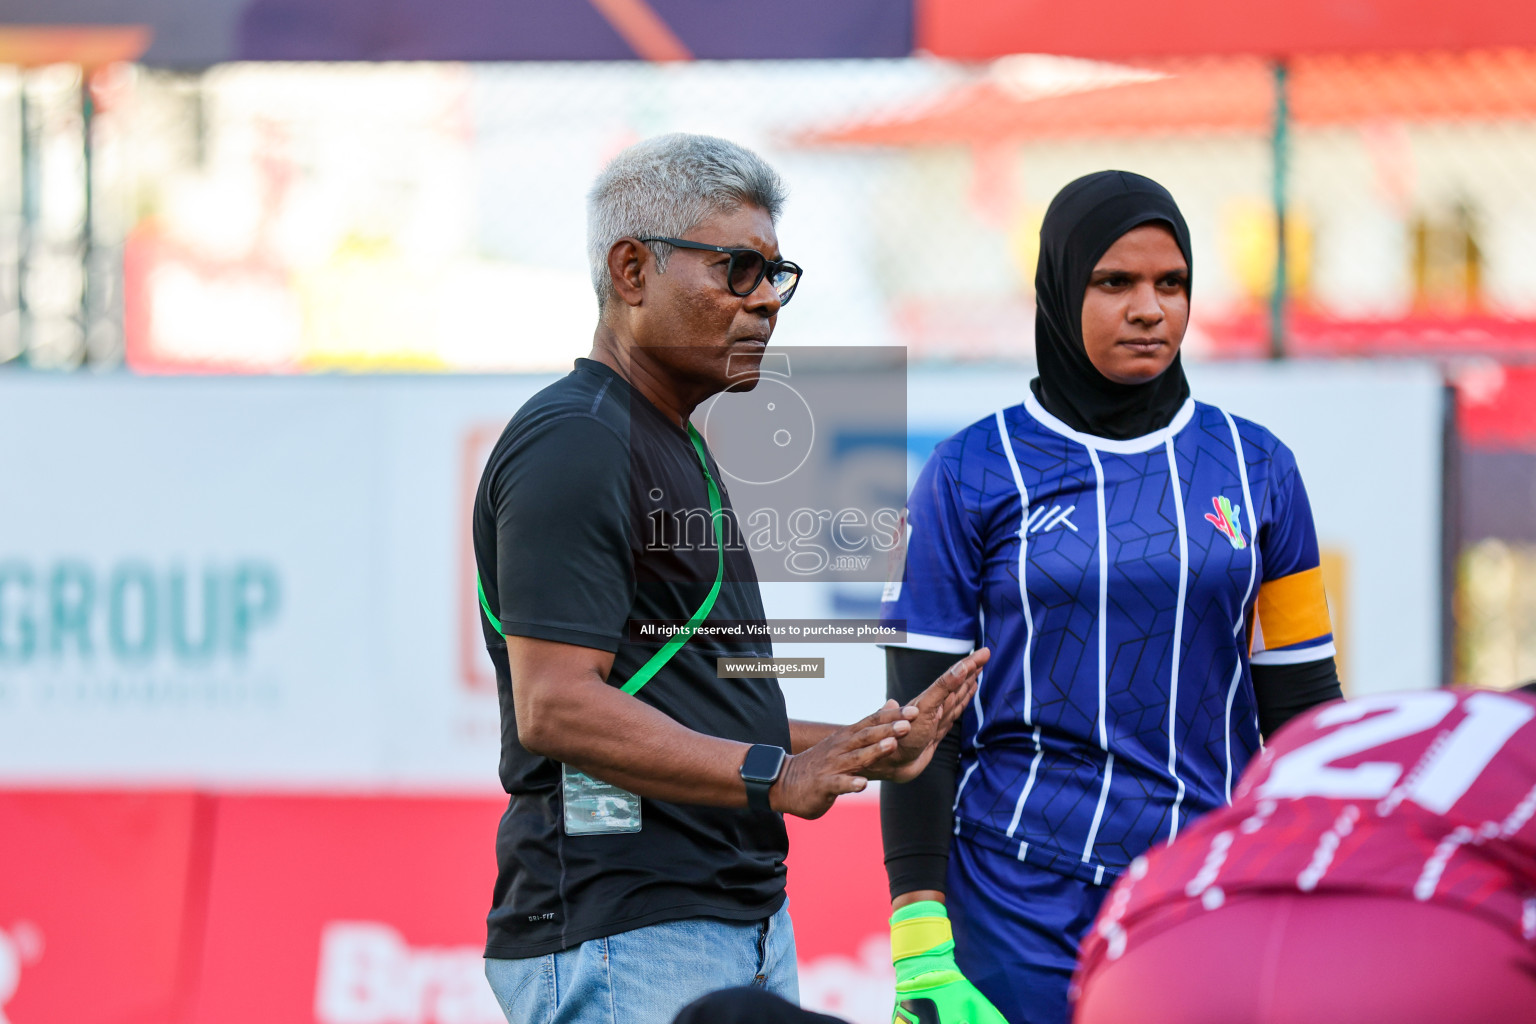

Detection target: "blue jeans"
[485, 904, 799, 1024]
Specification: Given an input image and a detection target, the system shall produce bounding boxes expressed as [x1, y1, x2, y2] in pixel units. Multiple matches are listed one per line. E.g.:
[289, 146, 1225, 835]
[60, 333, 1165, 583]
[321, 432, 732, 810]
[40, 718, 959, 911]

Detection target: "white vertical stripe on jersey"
[1164, 438, 1190, 843]
[952, 602, 985, 834]
[1087, 446, 1110, 752]
[1222, 661, 1243, 805]
[995, 409, 1036, 726]
[1221, 409, 1261, 803]
[1083, 445, 1111, 865]
[1082, 753, 1115, 863]
[974, 605, 987, 744]
[1223, 411, 1260, 634]
[1005, 727, 1045, 838]
[954, 761, 979, 812]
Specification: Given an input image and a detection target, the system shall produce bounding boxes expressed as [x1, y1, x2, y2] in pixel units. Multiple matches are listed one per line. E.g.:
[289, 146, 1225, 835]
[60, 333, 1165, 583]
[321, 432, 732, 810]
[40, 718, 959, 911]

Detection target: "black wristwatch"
[740, 744, 787, 812]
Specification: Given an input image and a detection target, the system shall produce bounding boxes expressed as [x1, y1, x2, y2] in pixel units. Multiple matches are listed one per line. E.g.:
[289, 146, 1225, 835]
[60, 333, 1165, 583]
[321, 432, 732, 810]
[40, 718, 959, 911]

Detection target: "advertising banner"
[0, 790, 208, 1024]
[180, 794, 894, 1024]
[0, 789, 892, 1024]
[784, 797, 894, 1023]
[0, 365, 1444, 790]
[187, 794, 507, 1024]
[0, 375, 550, 790]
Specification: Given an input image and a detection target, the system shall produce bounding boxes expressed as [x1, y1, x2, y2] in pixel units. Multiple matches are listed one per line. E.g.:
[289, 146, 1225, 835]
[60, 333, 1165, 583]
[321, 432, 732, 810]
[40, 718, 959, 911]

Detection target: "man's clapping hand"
[863, 648, 989, 784]
[768, 648, 989, 817]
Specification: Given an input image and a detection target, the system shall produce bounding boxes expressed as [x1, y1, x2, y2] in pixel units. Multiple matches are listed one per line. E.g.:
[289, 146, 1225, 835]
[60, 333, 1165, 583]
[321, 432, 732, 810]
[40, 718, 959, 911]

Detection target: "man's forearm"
[526, 673, 755, 807]
[508, 634, 919, 814]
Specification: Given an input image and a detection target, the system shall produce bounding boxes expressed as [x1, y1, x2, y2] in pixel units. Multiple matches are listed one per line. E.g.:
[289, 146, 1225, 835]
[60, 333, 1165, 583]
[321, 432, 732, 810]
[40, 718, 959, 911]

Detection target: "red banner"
[186, 795, 507, 1024]
[0, 791, 210, 1024]
[785, 797, 893, 1022]
[2, 790, 894, 1024]
[1456, 364, 1536, 451]
[919, 0, 1536, 60]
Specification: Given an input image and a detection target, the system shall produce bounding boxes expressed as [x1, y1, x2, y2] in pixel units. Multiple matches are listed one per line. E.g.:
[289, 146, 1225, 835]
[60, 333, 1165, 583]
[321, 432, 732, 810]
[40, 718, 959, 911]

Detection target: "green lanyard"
[621, 424, 724, 694]
[477, 422, 725, 697]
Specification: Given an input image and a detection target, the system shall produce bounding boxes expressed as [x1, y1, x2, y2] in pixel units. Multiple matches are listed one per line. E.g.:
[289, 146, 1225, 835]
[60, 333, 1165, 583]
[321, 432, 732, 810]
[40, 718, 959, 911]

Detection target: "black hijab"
[1031, 170, 1193, 440]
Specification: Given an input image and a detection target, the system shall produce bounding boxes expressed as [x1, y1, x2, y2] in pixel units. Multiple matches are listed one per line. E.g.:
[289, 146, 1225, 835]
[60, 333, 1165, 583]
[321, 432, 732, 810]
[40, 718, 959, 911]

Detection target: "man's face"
[632, 202, 782, 397]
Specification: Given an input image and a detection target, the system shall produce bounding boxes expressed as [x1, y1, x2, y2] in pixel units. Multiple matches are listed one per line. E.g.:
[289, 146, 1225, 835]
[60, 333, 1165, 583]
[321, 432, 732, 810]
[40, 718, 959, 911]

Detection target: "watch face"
[741, 744, 785, 783]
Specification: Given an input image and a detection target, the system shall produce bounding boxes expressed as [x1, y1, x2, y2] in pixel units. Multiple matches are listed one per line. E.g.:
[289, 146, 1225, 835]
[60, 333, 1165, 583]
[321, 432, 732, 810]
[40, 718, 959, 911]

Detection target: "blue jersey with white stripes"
[881, 392, 1334, 885]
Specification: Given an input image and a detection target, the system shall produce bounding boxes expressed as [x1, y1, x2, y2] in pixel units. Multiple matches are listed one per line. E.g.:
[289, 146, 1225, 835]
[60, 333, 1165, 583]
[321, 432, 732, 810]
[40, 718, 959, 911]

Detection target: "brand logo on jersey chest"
[1205, 496, 1247, 549]
[1025, 504, 1078, 534]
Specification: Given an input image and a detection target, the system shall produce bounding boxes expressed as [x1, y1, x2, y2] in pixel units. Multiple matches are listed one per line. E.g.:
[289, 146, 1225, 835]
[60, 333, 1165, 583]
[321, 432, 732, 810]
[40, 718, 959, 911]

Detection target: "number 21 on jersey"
[1259, 691, 1535, 812]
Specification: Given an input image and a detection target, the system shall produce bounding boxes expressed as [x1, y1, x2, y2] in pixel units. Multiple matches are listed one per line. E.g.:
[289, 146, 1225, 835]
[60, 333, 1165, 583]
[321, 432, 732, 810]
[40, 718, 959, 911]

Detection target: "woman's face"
[1079, 224, 1189, 385]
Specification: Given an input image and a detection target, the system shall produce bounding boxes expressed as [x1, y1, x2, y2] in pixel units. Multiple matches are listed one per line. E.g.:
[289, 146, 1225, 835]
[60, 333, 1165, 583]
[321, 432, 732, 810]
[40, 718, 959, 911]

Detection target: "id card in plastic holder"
[562, 763, 642, 835]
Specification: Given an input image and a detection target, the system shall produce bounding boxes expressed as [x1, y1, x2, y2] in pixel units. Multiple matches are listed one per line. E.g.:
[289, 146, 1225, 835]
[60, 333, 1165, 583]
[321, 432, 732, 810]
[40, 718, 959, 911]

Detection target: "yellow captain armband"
[1254, 566, 1333, 652]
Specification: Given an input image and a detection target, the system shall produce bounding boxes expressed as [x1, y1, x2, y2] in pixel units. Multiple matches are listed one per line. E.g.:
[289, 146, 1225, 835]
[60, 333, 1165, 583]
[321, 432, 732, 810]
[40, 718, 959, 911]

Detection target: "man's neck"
[589, 326, 694, 430]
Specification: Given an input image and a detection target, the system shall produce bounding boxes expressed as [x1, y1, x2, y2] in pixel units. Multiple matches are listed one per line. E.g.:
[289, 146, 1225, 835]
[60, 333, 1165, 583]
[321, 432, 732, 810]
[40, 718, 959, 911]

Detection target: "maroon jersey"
[1081, 689, 1536, 971]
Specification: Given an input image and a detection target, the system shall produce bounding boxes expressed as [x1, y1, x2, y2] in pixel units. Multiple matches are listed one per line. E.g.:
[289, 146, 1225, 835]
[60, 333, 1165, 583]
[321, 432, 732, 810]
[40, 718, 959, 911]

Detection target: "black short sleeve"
[488, 415, 634, 652]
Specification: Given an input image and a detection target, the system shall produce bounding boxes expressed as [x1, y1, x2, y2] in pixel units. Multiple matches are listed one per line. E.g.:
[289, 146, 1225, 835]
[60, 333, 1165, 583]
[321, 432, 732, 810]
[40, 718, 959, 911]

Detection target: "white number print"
[1404, 693, 1535, 813]
[1259, 691, 1534, 811]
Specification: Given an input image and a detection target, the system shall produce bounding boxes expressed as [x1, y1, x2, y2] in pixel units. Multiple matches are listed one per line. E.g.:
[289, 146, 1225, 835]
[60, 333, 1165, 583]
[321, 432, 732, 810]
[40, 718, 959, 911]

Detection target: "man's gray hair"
[586, 133, 787, 308]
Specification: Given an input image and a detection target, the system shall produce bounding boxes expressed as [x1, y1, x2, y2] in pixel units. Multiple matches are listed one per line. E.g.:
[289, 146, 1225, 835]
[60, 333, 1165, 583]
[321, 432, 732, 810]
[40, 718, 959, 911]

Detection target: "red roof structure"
[802, 49, 1536, 146]
[919, 0, 1536, 61]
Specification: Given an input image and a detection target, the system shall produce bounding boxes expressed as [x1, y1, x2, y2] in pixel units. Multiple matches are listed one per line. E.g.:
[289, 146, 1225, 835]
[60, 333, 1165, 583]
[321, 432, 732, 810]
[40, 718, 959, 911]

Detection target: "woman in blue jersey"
[878, 171, 1343, 1024]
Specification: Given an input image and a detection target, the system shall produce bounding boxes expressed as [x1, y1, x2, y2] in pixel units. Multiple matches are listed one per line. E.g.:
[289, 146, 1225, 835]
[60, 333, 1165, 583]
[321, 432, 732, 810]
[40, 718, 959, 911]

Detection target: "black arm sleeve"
[880, 646, 964, 900]
[1252, 656, 1343, 739]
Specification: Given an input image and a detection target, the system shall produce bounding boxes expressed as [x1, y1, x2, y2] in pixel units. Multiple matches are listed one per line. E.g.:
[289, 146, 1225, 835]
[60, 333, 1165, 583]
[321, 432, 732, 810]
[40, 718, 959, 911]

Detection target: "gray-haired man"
[472, 134, 987, 1024]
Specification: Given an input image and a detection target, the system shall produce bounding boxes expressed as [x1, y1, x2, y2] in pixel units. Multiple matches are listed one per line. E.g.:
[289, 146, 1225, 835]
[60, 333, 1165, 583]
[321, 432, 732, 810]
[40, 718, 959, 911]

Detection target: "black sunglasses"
[638, 237, 802, 304]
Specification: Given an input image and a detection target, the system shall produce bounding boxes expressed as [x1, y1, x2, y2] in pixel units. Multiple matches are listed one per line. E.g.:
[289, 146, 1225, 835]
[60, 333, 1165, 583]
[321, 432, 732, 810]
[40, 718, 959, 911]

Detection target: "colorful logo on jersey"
[1205, 496, 1246, 549]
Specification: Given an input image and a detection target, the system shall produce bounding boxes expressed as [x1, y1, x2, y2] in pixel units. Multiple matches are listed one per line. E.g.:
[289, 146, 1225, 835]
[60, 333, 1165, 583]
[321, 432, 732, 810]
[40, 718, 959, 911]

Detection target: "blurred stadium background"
[1, 2, 1534, 1022]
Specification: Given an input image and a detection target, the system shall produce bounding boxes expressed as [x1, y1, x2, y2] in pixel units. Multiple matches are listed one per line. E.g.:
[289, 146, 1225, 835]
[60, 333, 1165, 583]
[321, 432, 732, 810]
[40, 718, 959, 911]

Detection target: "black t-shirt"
[472, 358, 790, 958]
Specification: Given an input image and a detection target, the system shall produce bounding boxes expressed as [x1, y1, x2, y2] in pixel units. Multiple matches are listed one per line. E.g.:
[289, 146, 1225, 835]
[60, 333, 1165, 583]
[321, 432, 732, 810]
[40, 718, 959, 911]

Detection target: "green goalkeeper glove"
[890, 901, 1009, 1024]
